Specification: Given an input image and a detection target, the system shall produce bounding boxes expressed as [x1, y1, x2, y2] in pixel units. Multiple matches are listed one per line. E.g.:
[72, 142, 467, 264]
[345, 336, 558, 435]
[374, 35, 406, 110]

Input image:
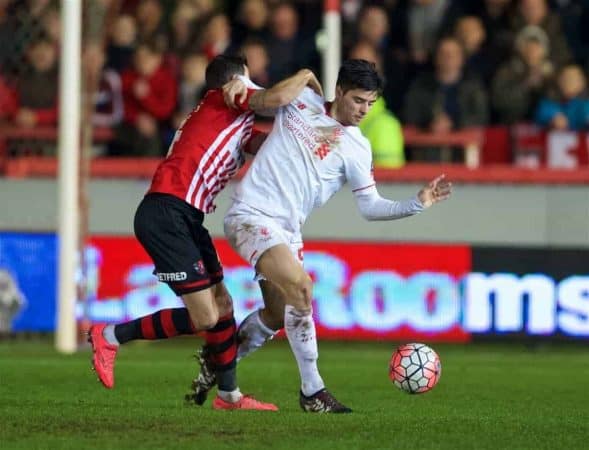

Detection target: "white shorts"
[224, 202, 303, 268]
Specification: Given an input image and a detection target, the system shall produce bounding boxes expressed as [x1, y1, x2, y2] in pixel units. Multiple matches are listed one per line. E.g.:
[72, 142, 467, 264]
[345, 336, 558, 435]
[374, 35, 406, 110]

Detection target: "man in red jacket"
[112, 40, 178, 156]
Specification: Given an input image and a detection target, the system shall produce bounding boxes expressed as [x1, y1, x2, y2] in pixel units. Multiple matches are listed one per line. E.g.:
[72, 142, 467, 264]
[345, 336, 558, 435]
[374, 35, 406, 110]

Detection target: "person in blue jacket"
[535, 64, 589, 131]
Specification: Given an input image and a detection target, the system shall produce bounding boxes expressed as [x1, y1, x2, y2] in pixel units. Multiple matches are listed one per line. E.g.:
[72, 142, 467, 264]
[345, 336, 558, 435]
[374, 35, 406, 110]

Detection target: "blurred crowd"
[1, 0, 589, 164]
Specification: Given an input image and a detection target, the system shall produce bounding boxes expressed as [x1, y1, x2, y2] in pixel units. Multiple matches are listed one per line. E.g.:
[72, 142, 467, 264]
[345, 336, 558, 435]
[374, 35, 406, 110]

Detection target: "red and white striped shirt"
[148, 86, 256, 213]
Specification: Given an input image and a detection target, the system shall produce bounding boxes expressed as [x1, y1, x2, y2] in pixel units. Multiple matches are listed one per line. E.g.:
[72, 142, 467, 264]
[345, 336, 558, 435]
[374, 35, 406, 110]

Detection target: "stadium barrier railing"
[1, 124, 589, 184]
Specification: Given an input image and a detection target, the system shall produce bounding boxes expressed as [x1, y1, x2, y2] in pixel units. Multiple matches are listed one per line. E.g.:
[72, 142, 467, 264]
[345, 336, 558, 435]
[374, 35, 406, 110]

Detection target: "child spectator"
[535, 64, 589, 130]
[111, 40, 177, 156]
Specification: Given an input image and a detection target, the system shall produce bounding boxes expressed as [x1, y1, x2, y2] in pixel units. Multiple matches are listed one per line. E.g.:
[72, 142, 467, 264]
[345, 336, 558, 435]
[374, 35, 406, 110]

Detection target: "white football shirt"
[232, 87, 375, 232]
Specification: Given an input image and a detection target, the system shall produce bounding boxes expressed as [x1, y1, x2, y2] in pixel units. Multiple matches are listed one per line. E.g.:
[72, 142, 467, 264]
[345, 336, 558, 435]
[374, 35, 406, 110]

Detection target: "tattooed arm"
[222, 69, 323, 115]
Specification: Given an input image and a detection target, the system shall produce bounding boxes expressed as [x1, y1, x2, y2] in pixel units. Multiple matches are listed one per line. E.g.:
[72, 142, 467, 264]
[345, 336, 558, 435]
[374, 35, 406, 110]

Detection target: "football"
[389, 343, 441, 394]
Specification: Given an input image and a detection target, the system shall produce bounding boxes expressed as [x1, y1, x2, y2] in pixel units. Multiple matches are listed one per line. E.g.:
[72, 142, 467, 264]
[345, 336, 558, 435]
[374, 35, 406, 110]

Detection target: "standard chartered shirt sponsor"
[233, 88, 375, 231]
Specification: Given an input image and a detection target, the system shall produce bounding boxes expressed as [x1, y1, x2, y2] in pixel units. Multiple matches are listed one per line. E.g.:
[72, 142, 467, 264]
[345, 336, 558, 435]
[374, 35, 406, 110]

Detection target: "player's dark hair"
[205, 55, 248, 90]
[336, 59, 382, 94]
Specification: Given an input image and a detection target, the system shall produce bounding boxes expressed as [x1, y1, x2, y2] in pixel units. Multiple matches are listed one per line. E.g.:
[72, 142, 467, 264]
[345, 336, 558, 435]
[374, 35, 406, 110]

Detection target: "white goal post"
[322, 0, 341, 101]
[55, 0, 82, 353]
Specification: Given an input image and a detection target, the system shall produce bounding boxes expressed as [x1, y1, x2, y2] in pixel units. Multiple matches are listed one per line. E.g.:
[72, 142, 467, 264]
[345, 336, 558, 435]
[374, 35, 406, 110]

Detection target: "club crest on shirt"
[313, 126, 343, 160]
[193, 260, 205, 274]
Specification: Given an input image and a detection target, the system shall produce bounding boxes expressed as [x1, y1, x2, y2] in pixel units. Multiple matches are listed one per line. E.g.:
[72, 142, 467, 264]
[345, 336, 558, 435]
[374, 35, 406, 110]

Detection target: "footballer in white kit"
[225, 84, 423, 266]
[194, 60, 452, 413]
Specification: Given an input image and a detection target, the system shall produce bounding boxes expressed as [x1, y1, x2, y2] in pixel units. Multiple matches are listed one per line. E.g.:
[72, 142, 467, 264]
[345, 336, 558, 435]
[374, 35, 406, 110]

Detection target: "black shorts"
[134, 193, 223, 296]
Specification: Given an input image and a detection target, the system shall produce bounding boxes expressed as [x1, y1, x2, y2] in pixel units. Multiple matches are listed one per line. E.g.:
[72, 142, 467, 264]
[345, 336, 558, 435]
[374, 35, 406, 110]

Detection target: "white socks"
[237, 306, 325, 396]
[284, 305, 325, 397]
[102, 324, 120, 346]
[237, 309, 277, 361]
[217, 388, 242, 403]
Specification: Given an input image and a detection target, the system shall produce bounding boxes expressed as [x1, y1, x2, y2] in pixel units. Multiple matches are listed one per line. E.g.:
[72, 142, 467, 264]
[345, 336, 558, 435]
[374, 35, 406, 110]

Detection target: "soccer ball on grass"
[389, 343, 441, 394]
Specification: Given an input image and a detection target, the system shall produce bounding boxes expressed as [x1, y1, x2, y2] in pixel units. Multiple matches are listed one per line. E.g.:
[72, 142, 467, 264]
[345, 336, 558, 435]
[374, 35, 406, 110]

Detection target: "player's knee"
[285, 273, 313, 312]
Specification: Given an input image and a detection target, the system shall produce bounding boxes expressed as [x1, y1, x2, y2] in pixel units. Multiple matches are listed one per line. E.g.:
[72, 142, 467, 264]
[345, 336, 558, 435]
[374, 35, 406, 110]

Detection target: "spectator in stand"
[173, 52, 207, 128]
[82, 42, 124, 129]
[404, 37, 488, 135]
[356, 4, 390, 53]
[472, 0, 515, 87]
[11, 0, 53, 64]
[106, 15, 138, 73]
[111, 40, 177, 156]
[264, 2, 318, 85]
[241, 39, 270, 87]
[192, 0, 214, 18]
[455, 16, 495, 86]
[492, 25, 555, 124]
[477, 0, 515, 37]
[341, 0, 364, 49]
[135, 0, 168, 52]
[169, 0, 200, 58]
[233, 0, 270, 44]
[0, 74, 17, 123]
[511, 0, 572, 67]
[535, 64, 589, 130]
[0, 0, 14, 69]
[552, 0, 589, 68]
[348, 41, 405, 168]
[13, 36, 58, 129]
[407, 0, 464, 66]
[200, 12, 233, 60]
[41, 6, 61, 49]
[355, 4, 407, 112]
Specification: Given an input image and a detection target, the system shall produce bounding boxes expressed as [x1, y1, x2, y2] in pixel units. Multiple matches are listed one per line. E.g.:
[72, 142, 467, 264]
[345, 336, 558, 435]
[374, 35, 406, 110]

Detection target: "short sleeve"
[344, 139, 376, 193]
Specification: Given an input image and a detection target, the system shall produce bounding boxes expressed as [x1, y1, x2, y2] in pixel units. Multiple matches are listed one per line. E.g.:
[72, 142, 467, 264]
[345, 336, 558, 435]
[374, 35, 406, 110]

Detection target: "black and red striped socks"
[110, 308, 238, 393]
[113, 308, 196, 344]
[204, 312, 238, 392]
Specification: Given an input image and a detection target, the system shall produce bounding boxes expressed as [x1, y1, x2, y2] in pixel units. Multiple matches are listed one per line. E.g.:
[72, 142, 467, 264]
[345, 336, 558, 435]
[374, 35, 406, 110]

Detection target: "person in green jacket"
[348, 41, 405, 168]
[359, 96, 405, 168]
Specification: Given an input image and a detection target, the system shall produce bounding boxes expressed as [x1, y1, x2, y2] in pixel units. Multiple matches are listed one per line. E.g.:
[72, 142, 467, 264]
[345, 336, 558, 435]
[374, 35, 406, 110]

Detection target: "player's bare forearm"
[249, 69, 323, 111]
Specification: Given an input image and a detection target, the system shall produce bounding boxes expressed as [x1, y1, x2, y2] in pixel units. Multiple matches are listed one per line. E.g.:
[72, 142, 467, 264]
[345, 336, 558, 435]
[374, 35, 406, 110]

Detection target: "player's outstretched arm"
[354, 175, 452, 221]
[223, 69, 323, 112]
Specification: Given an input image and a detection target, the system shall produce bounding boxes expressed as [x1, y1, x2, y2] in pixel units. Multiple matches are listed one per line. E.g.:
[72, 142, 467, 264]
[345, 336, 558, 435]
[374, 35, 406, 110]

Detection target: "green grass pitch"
[1, 338, 588, 450]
